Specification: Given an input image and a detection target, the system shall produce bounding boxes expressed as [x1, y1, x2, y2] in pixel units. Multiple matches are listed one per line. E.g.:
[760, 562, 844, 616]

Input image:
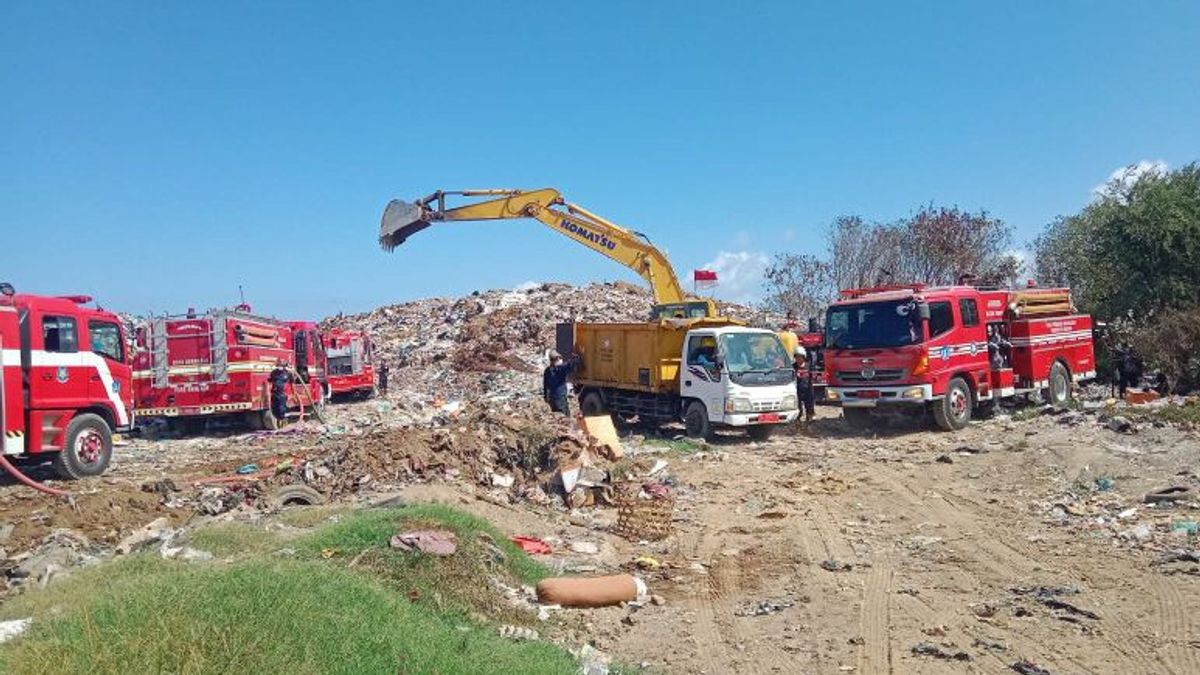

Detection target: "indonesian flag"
[694, 269, 718, 282]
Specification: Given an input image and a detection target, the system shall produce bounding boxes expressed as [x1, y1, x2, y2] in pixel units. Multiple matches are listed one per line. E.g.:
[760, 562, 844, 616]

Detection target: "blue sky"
[2, 1, 1197, 317]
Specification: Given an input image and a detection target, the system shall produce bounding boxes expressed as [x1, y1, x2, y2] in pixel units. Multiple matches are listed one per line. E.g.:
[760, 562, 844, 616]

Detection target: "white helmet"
[793, 345, 807, 358]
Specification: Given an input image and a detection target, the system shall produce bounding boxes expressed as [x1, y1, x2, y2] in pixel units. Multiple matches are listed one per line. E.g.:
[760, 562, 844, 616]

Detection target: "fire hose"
[0, 454, 71, 497]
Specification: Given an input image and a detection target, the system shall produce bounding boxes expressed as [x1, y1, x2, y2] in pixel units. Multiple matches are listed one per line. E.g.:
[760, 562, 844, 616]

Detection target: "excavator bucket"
[379, 199, 433, 251]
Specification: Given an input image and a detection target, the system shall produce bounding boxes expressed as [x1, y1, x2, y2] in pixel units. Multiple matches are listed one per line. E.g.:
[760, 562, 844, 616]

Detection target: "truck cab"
[679, 326, 799, 439]
[1, 286, 132, 478]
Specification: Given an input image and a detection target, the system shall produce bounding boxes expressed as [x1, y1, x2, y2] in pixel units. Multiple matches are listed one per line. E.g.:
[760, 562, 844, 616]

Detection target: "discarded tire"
[269, 484, 325, 508]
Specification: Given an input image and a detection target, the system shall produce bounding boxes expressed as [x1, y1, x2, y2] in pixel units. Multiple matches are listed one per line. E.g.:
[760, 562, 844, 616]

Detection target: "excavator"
[378, 188, 717, 320]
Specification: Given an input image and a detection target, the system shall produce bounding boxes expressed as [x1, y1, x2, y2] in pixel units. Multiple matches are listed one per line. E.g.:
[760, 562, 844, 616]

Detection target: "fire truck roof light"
[58, 295, 93, 304]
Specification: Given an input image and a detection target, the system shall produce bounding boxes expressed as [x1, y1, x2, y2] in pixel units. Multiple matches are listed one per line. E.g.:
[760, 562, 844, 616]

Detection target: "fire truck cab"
[323, 328, 376, 399]
[0, 284, 132, 478]
[825, 284, 1095, 431]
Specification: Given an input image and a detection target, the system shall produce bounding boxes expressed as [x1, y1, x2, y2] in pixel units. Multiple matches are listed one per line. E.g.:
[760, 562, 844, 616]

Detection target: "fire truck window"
[42, 316, 78, 353]
[958, 299, 980, 327]
[88, 321, 124, 362]
[928, 301, 954, 337]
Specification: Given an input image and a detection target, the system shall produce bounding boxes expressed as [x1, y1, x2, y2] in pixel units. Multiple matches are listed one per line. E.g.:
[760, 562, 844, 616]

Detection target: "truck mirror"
[917, 303, 931, 321]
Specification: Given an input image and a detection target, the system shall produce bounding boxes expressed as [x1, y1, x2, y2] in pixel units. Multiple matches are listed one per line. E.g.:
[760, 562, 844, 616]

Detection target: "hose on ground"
[0, 453, 71, 497]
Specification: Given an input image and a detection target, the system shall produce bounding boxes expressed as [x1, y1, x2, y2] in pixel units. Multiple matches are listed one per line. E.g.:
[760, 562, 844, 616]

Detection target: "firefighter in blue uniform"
[268, 359, 292, 423]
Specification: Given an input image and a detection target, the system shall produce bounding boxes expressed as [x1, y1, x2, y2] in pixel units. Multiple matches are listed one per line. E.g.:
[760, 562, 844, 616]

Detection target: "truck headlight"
[781, 394, 798, 410]
[902, 387, 925, 399]
[724, 397, 753, 413]
[826, 389, 840, 401]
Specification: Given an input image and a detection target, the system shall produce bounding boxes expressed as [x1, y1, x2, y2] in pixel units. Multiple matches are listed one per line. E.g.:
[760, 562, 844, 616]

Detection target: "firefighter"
[378, 361, 390, 396]
[542, 350, 580, 415]
[987, 324, 1011, 369]
[268, 359, 292, 424]
[793, 345, 815, 424]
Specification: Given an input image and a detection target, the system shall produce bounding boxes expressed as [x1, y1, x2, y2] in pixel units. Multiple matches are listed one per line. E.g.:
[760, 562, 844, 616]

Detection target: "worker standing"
[793, 346, 815, 425]
[268, 359, 292, 425]
[378, 361, 390, 396]
[542, 350, 580, 415]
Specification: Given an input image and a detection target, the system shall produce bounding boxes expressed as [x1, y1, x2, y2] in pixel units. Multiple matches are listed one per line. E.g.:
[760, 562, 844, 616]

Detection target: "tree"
[1034, 163, 1200, 318]
[762, 204, 1018, 318]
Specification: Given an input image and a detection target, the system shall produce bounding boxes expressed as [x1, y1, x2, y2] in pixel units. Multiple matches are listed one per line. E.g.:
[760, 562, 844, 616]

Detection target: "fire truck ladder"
[210, 315, 229, 383]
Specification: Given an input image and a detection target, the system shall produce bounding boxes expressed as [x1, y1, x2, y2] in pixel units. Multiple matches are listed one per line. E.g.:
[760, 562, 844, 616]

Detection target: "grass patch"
[188, 523, 286, 557]
[638, 437, 705, 453]
[300, 505, 550, 627]
[0, 557, 575, 675]
[1126, 403, 1200, 426]
[275, 504, 352, 529]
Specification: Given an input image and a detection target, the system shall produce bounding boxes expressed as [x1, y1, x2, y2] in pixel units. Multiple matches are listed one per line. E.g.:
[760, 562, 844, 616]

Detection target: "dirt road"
[562, 408, 1200, 674]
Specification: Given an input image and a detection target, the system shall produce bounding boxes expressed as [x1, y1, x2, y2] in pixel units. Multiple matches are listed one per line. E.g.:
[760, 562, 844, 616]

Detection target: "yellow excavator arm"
[380, 189, 716, 319]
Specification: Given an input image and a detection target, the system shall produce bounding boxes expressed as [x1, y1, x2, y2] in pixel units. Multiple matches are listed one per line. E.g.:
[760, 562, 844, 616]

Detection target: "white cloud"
[1092, 159, 1168, 201]
[697, 250, 769, 304]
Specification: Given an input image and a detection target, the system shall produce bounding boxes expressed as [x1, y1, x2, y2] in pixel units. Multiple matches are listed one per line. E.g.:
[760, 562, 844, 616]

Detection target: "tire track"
[857, 557, 894, 674]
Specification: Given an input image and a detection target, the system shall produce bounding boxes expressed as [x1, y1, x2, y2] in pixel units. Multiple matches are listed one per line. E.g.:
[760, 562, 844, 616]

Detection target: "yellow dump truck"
[558, 318, 799, 441]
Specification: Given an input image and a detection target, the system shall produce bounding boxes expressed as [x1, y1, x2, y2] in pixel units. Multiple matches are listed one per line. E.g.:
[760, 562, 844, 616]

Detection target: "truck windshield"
[719, 333, 790, 373]
[825, 300, 922, 349]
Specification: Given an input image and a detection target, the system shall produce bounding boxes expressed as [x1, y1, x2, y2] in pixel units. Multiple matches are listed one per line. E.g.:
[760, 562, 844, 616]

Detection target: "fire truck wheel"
[934, 377, 973, 431]
[684, 401, 713, 440]
[1045, 362, 1073, 405]
[580, 391, 606, 416]
[269, 484, 326, 508]
[52, 414, 113, 479]
[245, 411, 265, 431]
[842, 407, 875, 430]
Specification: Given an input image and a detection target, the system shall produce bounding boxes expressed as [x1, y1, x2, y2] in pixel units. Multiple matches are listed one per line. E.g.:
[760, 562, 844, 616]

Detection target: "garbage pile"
[322, 281, 768, 407]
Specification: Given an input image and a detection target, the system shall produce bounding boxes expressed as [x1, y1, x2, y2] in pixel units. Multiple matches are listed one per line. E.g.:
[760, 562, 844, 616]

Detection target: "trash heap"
[322, 281, 769, 407]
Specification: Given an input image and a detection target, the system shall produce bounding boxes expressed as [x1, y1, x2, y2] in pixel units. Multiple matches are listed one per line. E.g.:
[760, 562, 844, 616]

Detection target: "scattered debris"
[820, 559, 853, 572]
[389, 530, 458, 556]
[1011, 659, 1052, 675]
[911, 642, 971, 661]
[536, 574, 645, 608]
[497, 624, 539, 641]
[936, 454, 954, 464]
[569, 541, 600, 555]
[510, 536, 552, 555]
[736, 598, 794, 617]
[1144, 486, 1192, 504]
[0, 618, 31, 645]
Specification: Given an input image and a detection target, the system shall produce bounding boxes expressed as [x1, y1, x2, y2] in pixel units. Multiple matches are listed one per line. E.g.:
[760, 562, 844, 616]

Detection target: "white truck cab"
[679, 326, 798, 440]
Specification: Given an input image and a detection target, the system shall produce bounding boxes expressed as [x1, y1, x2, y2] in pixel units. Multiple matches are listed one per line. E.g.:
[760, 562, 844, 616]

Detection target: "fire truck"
[133, 306, 327, 431]
[824, 284, 1095, 431]
[323, 328, 376, 399]
[0, 283, 132, 478]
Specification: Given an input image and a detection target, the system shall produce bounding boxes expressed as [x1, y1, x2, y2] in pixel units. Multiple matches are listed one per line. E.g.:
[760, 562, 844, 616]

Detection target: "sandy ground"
[4, 401, 1200, 674]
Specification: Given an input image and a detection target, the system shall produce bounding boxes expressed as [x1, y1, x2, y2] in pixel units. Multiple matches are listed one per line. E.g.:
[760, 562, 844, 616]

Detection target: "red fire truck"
[0, 283, 132, 478]
[133, 306, 327, 431]
[824, 284, 1095, 431]
[323, 328, 376, 398]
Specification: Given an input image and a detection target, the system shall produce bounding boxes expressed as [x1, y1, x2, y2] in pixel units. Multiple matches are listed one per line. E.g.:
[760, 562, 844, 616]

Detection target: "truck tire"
[933, 377, 973, 431]
[52, 413, 113, 479]
[245, 411, 265, 431]
[1043, 362, 1072, 405]
[684, 401, 712, 440]
[747, 424, 774, 442]
[842, 407, 875, 431]
[580, 391, 606, 416]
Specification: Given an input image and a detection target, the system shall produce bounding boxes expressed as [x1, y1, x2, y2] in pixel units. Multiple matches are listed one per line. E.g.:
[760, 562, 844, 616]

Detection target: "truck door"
[683, 333, 724, 420]
[29, 312, 89, 411]
[86, 318, 132, 426]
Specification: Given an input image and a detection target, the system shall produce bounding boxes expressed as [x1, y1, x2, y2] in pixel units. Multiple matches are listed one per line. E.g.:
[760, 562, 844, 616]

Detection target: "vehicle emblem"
[969, 342, 979, 356]
[860, 367, 875, 379]
[111, 380, 121, 393]
[939, 346, 951, 361]
[56, 366, 69, 383]
[859, 358, 874, 364]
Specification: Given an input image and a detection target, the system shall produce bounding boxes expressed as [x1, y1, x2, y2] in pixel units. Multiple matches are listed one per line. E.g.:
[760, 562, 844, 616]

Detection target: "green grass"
[0, 505, 573, 675]
[638, 437, 705, 453]
[187, 523, 287, 557]
[276, 504, 351, 529]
